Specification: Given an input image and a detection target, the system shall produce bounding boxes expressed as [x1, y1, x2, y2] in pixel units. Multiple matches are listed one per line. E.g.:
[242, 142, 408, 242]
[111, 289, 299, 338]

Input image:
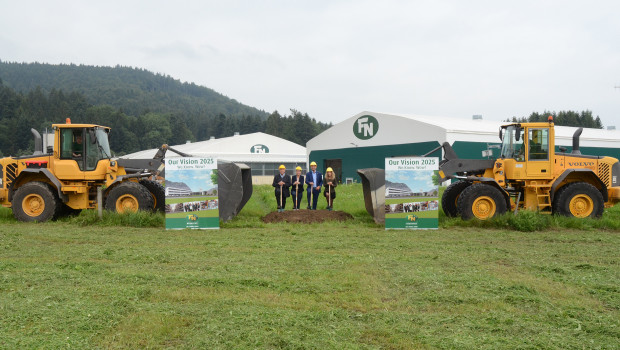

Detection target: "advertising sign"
[165, 157, 219, 229]
[385, 157, 439, 229]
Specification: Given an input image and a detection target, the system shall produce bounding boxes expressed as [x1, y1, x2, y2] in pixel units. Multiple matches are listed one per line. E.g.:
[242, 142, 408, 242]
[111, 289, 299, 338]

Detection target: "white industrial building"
[307, 111, 620, 182]
[123, 132, 307, 184]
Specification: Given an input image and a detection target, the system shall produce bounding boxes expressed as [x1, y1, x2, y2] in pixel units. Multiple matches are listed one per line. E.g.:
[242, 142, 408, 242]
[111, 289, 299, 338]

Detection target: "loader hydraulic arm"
[431, 142, 495, 182]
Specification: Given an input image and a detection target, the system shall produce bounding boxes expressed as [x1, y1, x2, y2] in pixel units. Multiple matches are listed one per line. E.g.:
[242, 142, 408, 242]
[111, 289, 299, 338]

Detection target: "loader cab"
[500, 122, 554, 180]
[53, 123, 112, 180]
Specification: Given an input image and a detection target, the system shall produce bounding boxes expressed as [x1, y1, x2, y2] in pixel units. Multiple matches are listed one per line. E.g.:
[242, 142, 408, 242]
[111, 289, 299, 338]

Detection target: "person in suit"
[305, 161, 322, 210]
[272, 165, 291, 212]
[291, 166, 305, 210]
[323, 167, 337, 211]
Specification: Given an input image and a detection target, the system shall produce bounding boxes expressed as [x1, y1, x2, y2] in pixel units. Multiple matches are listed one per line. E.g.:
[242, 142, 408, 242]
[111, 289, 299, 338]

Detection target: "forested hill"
[0, 61, 332, 157]
[0, 61, 266, 118]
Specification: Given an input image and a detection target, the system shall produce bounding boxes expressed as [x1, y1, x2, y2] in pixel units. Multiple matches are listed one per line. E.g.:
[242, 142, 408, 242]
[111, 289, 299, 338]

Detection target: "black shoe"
[307, 206, 311, 210]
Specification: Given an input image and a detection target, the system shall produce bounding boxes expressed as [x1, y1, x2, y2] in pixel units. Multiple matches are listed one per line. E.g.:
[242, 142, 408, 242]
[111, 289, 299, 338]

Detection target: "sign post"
[165, 157, 219, 230]
[385, 157, 439, 229]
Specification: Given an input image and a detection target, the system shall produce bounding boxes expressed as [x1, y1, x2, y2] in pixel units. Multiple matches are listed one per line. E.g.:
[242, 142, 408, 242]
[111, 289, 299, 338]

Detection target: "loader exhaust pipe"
[31, 128, 43, 155]
[572, 127, 583, 155]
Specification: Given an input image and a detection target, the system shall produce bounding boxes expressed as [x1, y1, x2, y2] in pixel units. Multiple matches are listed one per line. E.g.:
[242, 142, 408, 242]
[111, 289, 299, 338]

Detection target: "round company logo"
[250, 144, 270, 154]
[353, 115, 379, 140]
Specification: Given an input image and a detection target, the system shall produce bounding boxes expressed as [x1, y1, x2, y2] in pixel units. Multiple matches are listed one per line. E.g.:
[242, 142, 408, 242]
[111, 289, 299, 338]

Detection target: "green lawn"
[0, 184, 618, 349]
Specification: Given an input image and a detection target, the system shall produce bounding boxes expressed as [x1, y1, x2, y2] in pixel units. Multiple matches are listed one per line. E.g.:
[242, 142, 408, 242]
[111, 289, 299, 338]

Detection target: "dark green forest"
[506, 110, 604, 128]
[0, 61, 332, 157]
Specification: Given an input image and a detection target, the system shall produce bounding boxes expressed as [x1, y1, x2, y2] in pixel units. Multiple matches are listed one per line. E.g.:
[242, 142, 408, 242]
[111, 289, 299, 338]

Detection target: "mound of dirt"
[262, 209, 353, 224]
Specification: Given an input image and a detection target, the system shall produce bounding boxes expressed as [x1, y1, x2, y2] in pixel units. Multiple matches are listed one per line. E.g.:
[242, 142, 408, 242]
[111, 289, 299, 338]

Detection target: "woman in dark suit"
[290, 166, 305, 210]
[272, 165, 291, 212]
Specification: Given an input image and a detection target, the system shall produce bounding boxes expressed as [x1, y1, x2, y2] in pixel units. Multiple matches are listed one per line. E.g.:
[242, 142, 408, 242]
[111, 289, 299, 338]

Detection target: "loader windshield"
[84, 128, 111, 171]
[94, 128, 111, 159]
[500, 126, 525, 161]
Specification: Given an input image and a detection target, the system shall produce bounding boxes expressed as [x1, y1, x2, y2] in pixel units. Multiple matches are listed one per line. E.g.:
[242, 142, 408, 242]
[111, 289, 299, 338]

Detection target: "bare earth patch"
[262, 209, 353, 223]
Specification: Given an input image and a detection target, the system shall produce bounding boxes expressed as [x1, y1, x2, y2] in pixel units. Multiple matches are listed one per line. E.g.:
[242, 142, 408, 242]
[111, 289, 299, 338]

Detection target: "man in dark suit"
[272, 164, 291, 212]
[305, 161, 322, 210]
[291, 166, 305, 210]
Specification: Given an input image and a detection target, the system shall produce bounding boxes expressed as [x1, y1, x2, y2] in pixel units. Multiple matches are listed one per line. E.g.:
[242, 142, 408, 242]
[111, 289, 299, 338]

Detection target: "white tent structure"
[123, 132, 307, 184]
[307, 111, 620, 182]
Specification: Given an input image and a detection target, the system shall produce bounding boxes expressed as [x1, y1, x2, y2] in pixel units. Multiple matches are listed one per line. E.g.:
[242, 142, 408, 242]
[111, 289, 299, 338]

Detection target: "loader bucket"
[357, 168, 385, 224]
[217, 161, 253, 222]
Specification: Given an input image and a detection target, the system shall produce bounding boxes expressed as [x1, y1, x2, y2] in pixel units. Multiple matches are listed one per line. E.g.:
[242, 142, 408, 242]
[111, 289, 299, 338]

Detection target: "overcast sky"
[1, 0, 619, 126]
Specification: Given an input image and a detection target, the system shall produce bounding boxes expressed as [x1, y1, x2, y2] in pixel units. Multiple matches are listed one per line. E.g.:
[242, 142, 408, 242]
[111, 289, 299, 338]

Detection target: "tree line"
[505, 110, 603, 128]
[0, 81, 331, 157]
[0, 61, 266, 118]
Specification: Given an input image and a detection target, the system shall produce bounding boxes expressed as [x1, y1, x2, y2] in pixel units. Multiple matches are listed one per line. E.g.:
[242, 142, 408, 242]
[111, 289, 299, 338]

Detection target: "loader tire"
[139, 180, 165, 212]
[441, 181, 471, 217]
[552, 182, 603, 218]
[105, 182, 154, 214]
[12, 182, 61, 222]
[457, 183, 507, 220]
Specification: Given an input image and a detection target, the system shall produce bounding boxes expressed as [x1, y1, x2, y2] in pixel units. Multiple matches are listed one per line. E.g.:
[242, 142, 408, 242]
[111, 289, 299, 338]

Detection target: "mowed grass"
[0, 184, 618, 349]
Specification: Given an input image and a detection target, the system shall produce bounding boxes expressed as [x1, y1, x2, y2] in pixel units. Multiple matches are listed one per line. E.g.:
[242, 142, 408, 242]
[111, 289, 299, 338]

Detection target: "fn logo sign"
[353, 115, 379, 140]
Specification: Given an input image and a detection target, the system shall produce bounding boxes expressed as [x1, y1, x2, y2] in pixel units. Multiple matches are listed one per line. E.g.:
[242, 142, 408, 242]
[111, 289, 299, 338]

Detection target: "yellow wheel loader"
[0, 119, 252, 222]
[357, 117, 620, 223]
[438, 117, 620, 220]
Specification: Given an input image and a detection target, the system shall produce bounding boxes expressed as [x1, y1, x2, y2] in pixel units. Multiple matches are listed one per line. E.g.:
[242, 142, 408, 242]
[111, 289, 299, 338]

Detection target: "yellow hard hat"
[279, 165, 285, 169]
[326, 167, 333, 172]
[295, 166, 302, 171]
[310, 161, 317, 166]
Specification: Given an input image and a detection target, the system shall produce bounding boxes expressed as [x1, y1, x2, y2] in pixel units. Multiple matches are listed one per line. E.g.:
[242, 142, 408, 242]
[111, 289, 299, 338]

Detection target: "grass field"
[0, 184, 619, 349]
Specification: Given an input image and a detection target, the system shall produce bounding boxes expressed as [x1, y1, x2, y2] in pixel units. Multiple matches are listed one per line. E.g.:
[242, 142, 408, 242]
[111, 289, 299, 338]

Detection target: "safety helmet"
[326, 167, 333, 172]
[279, 165, 285, 169]
[295, 166, 302, 171]
[310, 161, 317, 166]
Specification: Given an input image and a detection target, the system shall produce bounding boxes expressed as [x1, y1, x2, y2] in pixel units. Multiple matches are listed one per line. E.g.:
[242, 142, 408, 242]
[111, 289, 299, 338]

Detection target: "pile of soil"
[262, 209, 353, 224]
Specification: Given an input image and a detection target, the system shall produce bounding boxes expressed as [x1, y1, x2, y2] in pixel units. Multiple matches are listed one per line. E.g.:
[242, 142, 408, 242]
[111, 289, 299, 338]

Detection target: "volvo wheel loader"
[357, 117, 620, 223]
[438, 117, 620, 220]
[0, 119, 167, 222]
[0, 119, 252, 222]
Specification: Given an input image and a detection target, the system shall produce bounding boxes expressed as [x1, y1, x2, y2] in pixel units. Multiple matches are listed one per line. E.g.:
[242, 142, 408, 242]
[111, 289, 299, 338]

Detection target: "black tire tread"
[552, 182, 604, 218]
[12, 181, 61, 222]
[457, 183, 507, 220]
[441, 181, 471, 217]
[139, 179, 165, 212]
[104, 181, 154, 213]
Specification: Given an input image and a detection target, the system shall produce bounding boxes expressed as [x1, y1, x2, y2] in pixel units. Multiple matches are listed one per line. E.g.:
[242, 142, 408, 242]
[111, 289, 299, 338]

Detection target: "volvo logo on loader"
[568, 161, 595, 167]
[353, 115, 379, 140]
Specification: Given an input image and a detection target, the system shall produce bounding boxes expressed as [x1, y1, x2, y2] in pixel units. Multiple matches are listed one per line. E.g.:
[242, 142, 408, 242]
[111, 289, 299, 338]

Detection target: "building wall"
[309, 141, 441, 183]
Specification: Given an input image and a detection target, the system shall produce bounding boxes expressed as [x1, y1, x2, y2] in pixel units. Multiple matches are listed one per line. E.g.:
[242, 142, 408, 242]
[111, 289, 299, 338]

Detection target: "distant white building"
[385, 181, 414, 198]
[123, 132, 307, 184]
[165, 182, 192, 197]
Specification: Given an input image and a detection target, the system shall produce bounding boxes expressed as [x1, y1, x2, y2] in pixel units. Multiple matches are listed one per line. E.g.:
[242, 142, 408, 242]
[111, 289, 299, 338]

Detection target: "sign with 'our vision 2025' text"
[165, 157, 219, 230]
[385, 157, 439, 229]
